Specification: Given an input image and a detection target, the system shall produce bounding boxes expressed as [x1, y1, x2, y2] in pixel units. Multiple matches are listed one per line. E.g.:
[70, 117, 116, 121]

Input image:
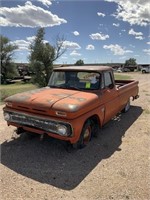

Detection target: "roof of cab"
[54, 65, 112, 72]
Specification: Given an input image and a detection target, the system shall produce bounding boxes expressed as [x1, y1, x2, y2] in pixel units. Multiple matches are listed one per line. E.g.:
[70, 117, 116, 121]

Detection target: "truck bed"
[115, 79, 136, 88]
[115, 79, 139, 110]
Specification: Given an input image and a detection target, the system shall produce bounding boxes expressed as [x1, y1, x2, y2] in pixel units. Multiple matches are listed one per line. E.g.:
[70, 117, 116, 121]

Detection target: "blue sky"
[1, 0, 150, 64]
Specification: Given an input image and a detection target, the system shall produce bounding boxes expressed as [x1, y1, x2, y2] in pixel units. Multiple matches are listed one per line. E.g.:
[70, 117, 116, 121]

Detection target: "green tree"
[0, 35, 18, 83]
[29, 28, 66, 87]
[74, 59, 84, 66]
[125, 58, 137, 66]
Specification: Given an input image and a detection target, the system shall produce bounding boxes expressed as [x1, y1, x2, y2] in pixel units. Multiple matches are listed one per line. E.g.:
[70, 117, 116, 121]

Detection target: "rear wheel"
[122, 100, 130, 113]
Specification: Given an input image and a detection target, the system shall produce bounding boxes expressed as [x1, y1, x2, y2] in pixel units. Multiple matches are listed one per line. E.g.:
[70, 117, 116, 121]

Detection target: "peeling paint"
[68, 97, 87, 102]
[63, 104, 80, 112]
[51, 93, 71, 98]
[46, 99, 55, 103]
[6, 95, 31, 102]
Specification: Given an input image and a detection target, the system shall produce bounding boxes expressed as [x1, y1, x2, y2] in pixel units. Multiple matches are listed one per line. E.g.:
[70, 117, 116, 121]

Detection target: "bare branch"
[52, 34, 67, 62]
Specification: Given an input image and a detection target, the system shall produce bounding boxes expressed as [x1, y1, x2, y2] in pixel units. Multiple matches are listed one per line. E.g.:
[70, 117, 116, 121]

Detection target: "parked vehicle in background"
[116, 68, 123, 73]
[141, 66, 150, 73]
[122, 68, 131, 72]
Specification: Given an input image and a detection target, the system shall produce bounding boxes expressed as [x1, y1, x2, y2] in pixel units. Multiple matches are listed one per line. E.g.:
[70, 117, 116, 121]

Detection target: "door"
[101, 71, 120, 124]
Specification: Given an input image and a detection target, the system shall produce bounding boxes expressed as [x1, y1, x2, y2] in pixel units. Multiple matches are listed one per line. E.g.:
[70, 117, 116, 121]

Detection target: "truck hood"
[5, 87, 100, 119]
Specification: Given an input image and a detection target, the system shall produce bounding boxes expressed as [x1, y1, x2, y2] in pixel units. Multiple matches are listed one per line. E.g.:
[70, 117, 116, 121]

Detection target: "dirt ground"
[0, 72, 150, 200]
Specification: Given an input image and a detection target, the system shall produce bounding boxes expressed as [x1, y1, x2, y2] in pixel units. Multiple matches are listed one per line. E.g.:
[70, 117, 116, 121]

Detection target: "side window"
[50, 72, 65, 85]
[104, 72, 113, 88]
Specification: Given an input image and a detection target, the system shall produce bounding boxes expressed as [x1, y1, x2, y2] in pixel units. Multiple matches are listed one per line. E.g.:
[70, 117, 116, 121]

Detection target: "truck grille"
[4, 111, 72, 135]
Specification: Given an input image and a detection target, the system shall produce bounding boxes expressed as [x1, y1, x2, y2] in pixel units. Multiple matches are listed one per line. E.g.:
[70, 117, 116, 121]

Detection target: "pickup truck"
[141, 66, 150, 73]
[3, 66, 139, 148]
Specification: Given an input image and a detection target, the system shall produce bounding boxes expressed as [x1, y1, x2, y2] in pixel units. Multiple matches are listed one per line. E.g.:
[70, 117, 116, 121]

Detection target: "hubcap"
[83, 126, 91, 144]
[125, 101, 130, 111]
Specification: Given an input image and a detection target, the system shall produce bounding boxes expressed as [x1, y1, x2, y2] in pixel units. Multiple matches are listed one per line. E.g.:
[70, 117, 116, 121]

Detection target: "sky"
[0, 0, 150, 64]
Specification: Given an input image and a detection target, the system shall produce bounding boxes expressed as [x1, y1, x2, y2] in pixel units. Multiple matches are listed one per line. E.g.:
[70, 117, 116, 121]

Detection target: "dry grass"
[0, 82, 37, 103]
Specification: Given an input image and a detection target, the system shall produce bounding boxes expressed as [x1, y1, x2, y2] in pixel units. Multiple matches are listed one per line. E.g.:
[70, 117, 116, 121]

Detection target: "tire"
[91, 121, 100, 138]
[122, 100, 130, 113]
[74, 121, 92, 149]
[142, 70, 146, 73]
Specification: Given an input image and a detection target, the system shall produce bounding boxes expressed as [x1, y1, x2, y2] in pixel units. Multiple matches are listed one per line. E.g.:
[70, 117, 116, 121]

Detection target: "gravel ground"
[0, 73, 150, 200]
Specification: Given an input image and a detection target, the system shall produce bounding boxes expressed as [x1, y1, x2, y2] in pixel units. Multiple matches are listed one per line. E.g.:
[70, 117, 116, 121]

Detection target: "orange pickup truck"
[3, 66, 139, 148]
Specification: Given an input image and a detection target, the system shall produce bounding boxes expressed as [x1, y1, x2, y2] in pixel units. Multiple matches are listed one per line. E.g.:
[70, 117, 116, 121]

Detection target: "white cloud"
[11, 36, 50, 51]
[135, 36, 144, 40]
[125, 50, 133, 53]
[147, 42, 150, 45]
[61, 56, 68, 59]
[105, 0, 150, 26]
[134, 55, 139, 57]
[129, 44, 135, 48]
[36, 0, 52, 7]
[10, 36, 36, 51]
[62, 41, 81, 49]
[70, 50, 81, 56]
[86, 45, 95, 50]
[129, 28, 144, 40]
[97, 12, 105, 17]
[26, 36, 36, 43]
[11, 40, 30, 51]
[119, 56, 126, 60]
[129, 28, 143, 36]
[103, 44, 133, 55]
[72, 31, 80, 36]
[90, 33, 109, 40]
[0, 1, 67, 27]
[113, 23, 120, 27]
[143, 49, 150, 55]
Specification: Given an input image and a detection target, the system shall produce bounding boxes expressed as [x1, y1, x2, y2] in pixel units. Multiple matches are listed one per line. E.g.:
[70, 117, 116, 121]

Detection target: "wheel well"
[85, 115, 101, 129]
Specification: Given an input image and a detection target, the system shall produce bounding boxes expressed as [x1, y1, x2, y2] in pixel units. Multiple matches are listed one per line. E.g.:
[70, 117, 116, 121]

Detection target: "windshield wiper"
[49, 85, 65, 88]
[49, 85, 84, 91]
[68, 86, 85, 91]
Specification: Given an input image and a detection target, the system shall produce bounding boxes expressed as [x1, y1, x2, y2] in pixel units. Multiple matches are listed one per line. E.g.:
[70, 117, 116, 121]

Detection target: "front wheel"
[74, 121, 92, 149]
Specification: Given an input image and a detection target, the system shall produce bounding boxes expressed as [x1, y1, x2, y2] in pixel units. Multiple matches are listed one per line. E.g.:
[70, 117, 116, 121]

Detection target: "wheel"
[91, 121, 100, 138]
[74, 121, 92, 149]
[122, 100, 130, 113]
[142, 70, 146, 73]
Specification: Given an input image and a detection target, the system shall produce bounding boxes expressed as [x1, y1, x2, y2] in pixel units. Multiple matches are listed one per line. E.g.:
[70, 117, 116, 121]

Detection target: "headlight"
[4, 112, 11, 121]
[57, 125, 68, 136]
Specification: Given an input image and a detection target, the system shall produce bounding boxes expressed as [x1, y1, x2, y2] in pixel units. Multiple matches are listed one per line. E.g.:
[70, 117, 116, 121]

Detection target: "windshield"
[48, 71, 101, 90]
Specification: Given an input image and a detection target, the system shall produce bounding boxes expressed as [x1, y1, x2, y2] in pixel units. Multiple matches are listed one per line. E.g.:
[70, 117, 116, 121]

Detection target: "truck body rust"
[3, 66, 139, 147]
